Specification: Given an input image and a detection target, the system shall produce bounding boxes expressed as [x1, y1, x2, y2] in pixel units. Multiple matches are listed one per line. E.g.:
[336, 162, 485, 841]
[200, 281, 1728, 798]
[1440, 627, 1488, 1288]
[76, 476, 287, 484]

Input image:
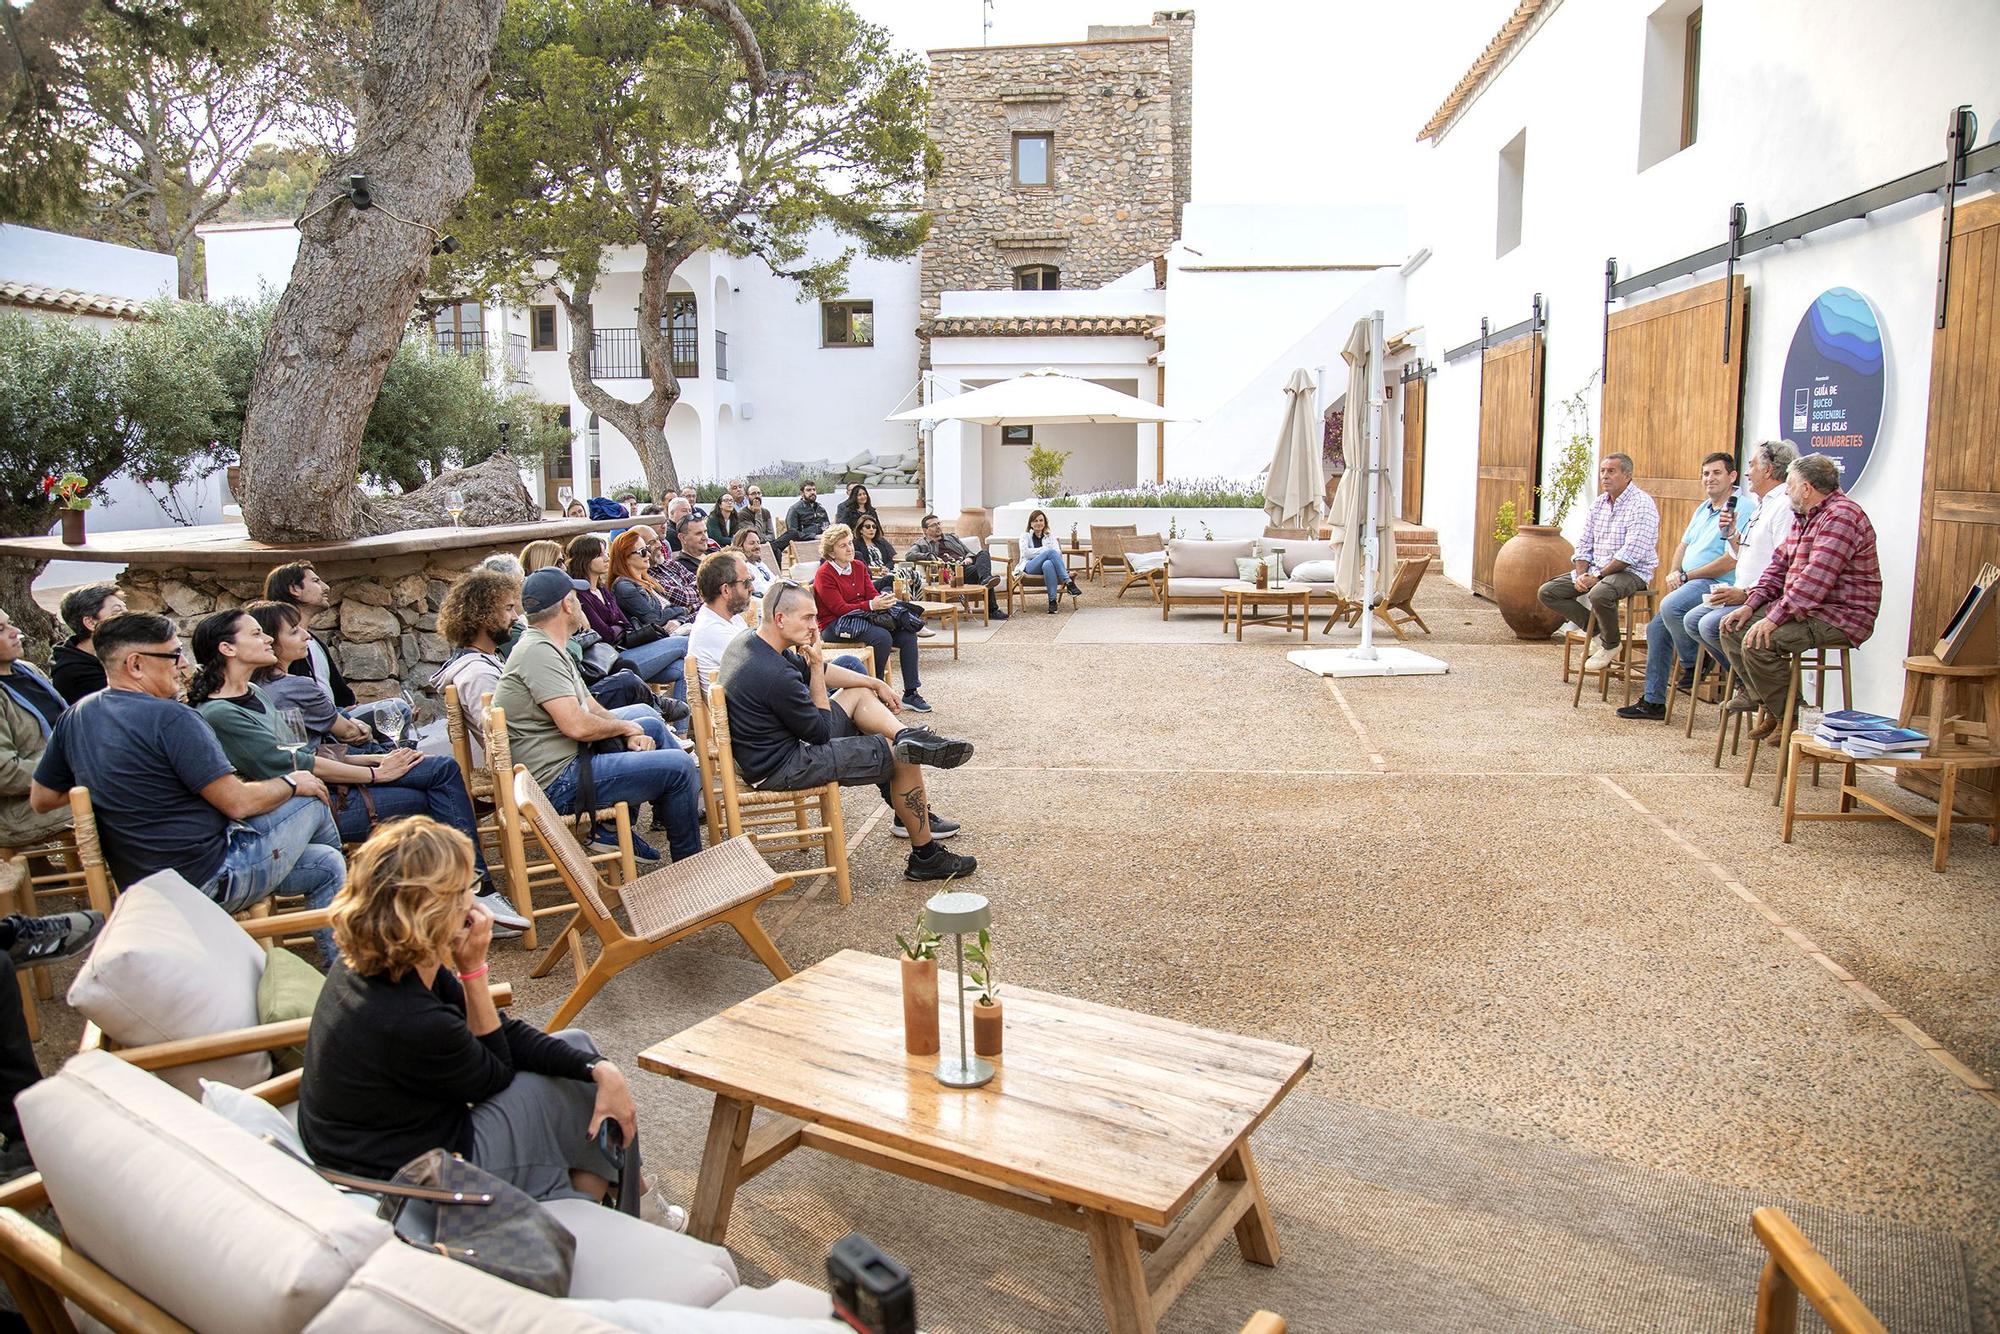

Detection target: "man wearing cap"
[490, 569, 702, 863]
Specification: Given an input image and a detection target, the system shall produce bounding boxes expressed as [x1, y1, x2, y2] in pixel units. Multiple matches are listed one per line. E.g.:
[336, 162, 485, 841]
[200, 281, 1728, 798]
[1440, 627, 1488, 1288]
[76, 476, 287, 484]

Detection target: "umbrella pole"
[1355, 310, 1387, 660]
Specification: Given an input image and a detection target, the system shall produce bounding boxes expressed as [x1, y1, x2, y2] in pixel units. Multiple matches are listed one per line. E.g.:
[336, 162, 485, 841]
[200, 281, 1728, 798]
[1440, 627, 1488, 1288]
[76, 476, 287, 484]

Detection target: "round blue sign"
[1778, 287, 1885, 493]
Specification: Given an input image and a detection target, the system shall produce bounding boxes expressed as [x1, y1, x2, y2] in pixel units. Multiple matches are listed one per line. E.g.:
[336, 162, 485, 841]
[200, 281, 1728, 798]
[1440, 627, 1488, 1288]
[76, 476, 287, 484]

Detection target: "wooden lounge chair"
[706, 679, 853, 905]
[1088, 524, 1139, 586]
[512, 766, 794, 1032]
[1751, 1207, 1885, 1334]
[1373, 555, 1433, 639]
[992, 536, 1082, 614]
[1114, 533, 1167, 603]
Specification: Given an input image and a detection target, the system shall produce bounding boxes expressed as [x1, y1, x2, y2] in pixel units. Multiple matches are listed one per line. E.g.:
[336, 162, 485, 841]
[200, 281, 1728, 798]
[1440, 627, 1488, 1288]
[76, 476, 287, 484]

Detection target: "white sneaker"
[1584, 646, 1619, 670]
[643, 1189, 688, 1232]
[475, 889, 529, 934]
[1586, 634, 1603, 657]
[916, 625, 937, 638]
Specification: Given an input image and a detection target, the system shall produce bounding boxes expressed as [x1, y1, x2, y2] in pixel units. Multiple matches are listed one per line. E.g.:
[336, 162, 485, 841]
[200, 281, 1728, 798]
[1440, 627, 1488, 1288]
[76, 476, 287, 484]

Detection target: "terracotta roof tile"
[925, 315, 1160, 338]
[1417, 0, 1551, 143]
[0, 280, 154, 322]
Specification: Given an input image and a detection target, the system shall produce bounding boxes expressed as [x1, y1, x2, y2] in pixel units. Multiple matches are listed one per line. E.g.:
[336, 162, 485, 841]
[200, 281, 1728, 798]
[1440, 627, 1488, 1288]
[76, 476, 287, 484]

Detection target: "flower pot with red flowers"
[45, 473, 91, 546]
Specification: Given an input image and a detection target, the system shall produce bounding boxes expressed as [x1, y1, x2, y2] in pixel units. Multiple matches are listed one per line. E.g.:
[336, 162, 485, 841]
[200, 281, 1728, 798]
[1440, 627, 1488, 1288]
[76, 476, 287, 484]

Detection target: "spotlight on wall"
[430, 235, 460, 257]
[346, 174, 374, 210]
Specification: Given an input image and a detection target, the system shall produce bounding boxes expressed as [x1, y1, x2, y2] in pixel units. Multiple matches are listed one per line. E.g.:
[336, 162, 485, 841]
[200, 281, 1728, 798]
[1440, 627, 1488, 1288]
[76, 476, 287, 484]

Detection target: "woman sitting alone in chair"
[813, 524, 932, 713]
[1020, 508, 1083, 614]
[299, 817, 639, 1202]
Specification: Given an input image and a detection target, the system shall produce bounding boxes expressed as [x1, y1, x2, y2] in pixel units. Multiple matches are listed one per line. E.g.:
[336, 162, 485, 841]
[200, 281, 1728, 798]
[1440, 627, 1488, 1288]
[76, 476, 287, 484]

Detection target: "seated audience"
[0, 608, 74, 846]
[736, 483, 786, 558]
[814, 525, 931, 712]
[854, 513, 897, 585]
[657, 516, 708, 617]
[491, 570, 702, 864]
[51, 583, 125, 704]
[30, 613, 345, 960]
[1019, 508, 1083, 614]
[660, 497, 693, 554]
[266, 560, 357, 708]
[705, 494, 738, 550]
[1536, 453, 1658, 667]
[564, 498, 589, 519]
[1618, 453, 1749, 720]
[724, 478, 747, 509]
[479, 553, 525, 579]
[299, 817, 634, 1199]
[680, 483, 705, 521]
[733, 528, 778, 595]
[606, 530, 693, 693]
[721, 582, 974, 872]
[1720, 453, 1881, 741]
[573, 533, 687, 697]
[245, 601, 380, 748]
[784, 482, 830, 555]
[521, 539, 565, 574]
[185, 609, 528, 936]
[1693, 439, 1798, 710]
[432, 569, 520, 762]
[835, 483, 880, 534]
[907, 513, 1009, 620]
[689, 551, 754, 683]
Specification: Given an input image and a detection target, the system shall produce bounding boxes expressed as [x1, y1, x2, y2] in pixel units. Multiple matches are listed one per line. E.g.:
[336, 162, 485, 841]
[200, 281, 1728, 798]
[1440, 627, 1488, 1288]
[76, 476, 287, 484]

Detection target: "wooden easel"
[1934, 562, 1999, 666]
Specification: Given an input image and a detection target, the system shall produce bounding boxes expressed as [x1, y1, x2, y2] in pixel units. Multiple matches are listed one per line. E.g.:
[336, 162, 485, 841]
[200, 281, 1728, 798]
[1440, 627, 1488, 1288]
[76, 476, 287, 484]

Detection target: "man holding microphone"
[1685, 440, 1799, 713]
[1618, 452, 1752, 720]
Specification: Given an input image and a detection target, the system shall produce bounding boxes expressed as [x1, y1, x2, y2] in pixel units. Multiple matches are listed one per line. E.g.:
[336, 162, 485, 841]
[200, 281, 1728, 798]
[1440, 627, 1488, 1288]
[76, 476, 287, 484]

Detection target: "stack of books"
[1813, 709, 1932, 760]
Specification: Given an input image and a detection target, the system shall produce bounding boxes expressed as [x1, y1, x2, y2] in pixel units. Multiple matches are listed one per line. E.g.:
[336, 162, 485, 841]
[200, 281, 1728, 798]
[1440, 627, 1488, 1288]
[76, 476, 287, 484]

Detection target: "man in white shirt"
[688, 551, 755, 684]
[1689, 439, 1799, 709]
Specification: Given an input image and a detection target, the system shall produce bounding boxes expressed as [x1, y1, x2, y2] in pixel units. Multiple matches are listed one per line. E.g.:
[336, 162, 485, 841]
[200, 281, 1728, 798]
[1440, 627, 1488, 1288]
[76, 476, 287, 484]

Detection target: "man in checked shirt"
[1719, 453, 1881, 741]
[1539, 452, 1661, 669]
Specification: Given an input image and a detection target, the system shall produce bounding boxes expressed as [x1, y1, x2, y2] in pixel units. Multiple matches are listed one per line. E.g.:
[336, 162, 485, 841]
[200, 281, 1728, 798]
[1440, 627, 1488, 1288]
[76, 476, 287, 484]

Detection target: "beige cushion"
[1269, 539, 1339, 567]
[305, 1244, 622, 1333]
[541, 1197, 739, 1306]
[1124, 549, 1167, 573]
[711, 1280, 845, 1324]
[1165, 576, 1239, 596]
[1166, 538, 1254, 578]
[584, 1290, 846, 1332]
[1289, 559, 1342, 584]
[20, 1050, 392, 1334]
[66, 869, 271, 1095]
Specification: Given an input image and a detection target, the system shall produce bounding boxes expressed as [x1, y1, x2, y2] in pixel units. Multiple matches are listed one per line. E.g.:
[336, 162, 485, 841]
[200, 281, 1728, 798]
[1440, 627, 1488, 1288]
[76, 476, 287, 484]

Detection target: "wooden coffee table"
[911, 599, 959, 659]
[929, 581, 993, 626]
[639, 950, 1312, 1333]
[1219, 581, 1313, 642]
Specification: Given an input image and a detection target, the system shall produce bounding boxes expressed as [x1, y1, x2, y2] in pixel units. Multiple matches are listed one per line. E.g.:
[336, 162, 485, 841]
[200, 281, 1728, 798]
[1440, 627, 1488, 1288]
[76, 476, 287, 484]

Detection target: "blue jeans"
[202, 796, 345, 964]
[331, 754, 492, 887]
[1023, 546, 1070, 595]
[616, 634, 688, 703]
[831, 616, 920, 694]
[1642, 578, 1717, 703]
[1691, 603, 1733, 661]
[542, 706, 703, 861]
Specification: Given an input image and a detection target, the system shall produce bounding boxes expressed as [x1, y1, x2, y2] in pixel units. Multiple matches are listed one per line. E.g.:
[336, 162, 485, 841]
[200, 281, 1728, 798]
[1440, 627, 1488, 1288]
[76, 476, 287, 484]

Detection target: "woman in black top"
[299, 817, 636, 1199]
[834, 482, 879, 534]
[853, 512, 897, 587]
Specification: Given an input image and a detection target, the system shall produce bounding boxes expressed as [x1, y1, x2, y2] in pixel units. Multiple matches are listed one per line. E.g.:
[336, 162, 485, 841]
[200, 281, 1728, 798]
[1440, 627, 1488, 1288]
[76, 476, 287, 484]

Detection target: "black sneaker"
[988, 607, 1009, 621]
[905, 843, 977, 881]
[657, 698, 691, 725]
[1047, 598, 1059, 614]
[1615, 699, 1667, 721]
[891, 811, 962, 840]
[901, 691, 933, 713]
[892, 728, 974, 769]
[5, 910, 105, 965]
[1064, 580, 1082, 596]
[1676, 665, 1696, 692]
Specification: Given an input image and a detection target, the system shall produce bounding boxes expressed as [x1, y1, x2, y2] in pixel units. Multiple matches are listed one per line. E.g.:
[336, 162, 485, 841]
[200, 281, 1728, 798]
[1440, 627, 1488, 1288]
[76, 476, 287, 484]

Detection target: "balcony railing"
[715, 331, 730, 381]
[590, 327, 699, 381]
[431, 329, 531, 383]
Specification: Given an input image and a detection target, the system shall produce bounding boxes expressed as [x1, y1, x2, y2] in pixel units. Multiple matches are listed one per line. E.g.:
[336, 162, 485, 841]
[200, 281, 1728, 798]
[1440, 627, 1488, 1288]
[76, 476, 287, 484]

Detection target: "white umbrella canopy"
[888, 367, 1185, 425]
[1262, 368, 1326, 534]
[1330, 321, 1398, 601]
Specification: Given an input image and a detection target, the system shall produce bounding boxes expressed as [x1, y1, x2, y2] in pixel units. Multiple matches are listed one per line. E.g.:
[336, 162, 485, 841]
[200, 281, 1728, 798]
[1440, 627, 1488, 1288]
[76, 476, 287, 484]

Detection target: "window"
[653, 295, 699, 377]
[1681, 9, 1702, 149]
[1637, 0, 1702, 169]
[430, 299, 482, 354]
[822, 300, 875, 348]
[1013, 133, 1052, 188]
[1495, 129, 1526, 258]
[1013, 264, 1061, 291]
[1002, 425, 1034, 446]
[586, 413, 602, 494]
[530, 305, 558, 351]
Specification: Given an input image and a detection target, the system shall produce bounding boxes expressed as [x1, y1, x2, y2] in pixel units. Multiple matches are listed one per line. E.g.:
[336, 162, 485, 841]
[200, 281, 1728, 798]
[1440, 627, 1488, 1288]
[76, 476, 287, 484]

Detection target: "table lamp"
[923, 890, 993, 1088]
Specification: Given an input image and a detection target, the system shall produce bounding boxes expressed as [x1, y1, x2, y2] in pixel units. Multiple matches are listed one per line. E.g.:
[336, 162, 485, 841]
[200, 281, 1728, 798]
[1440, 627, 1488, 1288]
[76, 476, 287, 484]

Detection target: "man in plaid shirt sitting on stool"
[1718, 453, 1880, 741]
[1538, 452, 1660, 669]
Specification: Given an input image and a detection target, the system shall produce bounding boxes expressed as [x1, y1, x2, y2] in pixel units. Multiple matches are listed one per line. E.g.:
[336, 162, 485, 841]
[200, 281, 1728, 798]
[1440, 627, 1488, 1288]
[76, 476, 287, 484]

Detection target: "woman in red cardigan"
[812, 524, 930, 713]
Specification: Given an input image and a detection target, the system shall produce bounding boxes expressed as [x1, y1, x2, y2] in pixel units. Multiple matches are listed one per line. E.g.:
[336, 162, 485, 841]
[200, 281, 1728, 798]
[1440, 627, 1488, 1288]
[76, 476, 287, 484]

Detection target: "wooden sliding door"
[1401, 374, 1427, 524]
[1472, 332, 1543, 597]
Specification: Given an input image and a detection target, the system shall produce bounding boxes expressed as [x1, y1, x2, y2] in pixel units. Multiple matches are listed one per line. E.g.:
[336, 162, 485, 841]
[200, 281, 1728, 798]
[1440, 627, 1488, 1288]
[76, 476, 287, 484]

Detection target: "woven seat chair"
[994, 537, 1081, 615]
[1089, 524, 1140, 585]
[512, 766, 793, 1031]
[440, 685, 506, 863]
[686, 665, 824, 852]
[706, 679, 853, 906]
[0, 827, 87, 911]
[1113, 533, 1167, 603]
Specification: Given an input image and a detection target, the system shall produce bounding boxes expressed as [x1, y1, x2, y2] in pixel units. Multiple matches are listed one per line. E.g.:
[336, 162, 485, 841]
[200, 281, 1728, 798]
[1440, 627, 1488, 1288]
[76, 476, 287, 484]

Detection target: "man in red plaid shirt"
[1719, 453, 1880, 740]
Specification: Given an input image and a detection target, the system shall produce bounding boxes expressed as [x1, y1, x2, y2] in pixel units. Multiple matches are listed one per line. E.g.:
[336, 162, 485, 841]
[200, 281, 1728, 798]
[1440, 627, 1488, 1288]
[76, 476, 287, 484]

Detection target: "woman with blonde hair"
[520, 539, 565, 574]
[299, 817, 636, 1198]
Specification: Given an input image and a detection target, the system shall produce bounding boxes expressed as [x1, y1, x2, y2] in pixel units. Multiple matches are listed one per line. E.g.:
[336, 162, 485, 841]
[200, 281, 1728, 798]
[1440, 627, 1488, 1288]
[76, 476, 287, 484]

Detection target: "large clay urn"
[957, 507, 993, 542]
[1493, 525, 1575, 639]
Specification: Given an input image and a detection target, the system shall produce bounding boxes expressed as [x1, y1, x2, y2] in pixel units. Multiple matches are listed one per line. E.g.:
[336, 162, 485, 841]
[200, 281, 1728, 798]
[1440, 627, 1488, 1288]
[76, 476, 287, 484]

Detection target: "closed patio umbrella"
[1262, 369, 1326, 534]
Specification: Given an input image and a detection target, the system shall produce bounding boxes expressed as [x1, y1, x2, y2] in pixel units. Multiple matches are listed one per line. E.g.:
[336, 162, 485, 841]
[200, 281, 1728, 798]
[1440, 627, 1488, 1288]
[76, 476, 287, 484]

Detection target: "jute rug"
[558, 949, 1978, 1334]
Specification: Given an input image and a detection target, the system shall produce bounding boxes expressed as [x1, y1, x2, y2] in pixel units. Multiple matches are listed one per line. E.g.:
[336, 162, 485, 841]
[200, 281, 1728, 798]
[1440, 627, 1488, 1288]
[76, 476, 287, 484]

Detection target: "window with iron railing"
[589, 297, 700, 379]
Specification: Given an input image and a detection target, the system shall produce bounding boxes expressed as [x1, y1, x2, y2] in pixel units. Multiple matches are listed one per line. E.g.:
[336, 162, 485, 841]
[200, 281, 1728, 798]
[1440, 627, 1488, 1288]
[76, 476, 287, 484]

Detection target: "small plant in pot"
[1492, 373, 1597, 640]
[964, 928, 1002, 1057]
[896, 916, 941, 1056]
[1024, 443, 1072, 499]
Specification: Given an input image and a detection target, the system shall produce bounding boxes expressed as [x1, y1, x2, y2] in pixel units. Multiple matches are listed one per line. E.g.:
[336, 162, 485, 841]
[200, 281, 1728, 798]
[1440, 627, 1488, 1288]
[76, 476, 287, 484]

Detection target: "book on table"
[1816, 709, 1897, 735]
[1829, 727, 1933, 760]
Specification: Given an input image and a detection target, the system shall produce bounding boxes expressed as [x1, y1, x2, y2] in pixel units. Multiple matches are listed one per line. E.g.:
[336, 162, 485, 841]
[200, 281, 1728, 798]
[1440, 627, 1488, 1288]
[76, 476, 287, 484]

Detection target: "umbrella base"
[1285, 646, 1450, 678]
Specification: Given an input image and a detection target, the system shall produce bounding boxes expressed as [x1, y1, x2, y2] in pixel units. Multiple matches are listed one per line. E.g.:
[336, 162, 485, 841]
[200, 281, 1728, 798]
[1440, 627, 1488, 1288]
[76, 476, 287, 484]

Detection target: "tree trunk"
[557, 275, 684, 501]
[235, 0, 505, 542]
[0, 553, 57, 663]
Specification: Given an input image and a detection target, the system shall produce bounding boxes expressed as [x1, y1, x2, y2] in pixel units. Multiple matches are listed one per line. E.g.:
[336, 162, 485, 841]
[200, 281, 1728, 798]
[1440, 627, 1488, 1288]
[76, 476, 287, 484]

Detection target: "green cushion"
[255, 947, 324, 1073]
[1233, 554, 1286, 583]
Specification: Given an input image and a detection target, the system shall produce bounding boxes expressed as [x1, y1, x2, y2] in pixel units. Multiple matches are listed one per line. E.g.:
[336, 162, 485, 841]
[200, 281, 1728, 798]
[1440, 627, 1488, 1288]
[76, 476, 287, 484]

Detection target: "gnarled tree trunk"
[557, 251, 688, 502]
[235, 0, 505, 542]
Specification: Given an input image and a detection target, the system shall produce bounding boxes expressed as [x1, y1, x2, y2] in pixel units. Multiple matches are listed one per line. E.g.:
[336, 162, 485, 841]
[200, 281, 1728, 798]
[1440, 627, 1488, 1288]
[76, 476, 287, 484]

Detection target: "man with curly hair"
[431, 570, 522, 767]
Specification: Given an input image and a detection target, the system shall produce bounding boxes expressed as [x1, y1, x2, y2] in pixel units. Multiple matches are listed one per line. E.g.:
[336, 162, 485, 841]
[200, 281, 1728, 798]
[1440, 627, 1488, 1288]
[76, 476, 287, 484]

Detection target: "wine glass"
[556, 484, 574, 514]
[446, 488, 467, 528]
[373, 698, 410, 748]
[275, 707, 310, 774]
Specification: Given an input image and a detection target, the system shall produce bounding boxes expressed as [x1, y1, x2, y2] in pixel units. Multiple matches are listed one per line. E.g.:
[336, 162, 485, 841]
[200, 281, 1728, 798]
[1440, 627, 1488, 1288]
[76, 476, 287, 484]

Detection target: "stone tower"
[918, 11, 1195, 339]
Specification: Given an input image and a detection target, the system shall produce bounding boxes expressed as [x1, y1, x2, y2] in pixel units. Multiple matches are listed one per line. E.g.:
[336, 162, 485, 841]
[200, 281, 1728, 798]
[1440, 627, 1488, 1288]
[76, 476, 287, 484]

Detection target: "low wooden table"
[639, 950, 1312, 1334]
[911, 599, 959, 659]
[1783, 732, 2000, 871]
[1218, 581, 1313, 642]
[928, 580, 993, 626]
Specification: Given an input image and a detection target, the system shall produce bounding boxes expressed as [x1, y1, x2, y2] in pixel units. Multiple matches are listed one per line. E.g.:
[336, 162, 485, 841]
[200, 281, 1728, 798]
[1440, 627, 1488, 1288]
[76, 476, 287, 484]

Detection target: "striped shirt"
[1745, 491, 1881, 645]
[1573, 483, 1661, 582]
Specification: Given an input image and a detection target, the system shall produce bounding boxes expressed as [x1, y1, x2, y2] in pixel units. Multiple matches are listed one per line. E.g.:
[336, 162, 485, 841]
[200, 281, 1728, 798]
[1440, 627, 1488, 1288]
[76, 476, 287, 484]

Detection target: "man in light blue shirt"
[1619, 452, 1755, 720]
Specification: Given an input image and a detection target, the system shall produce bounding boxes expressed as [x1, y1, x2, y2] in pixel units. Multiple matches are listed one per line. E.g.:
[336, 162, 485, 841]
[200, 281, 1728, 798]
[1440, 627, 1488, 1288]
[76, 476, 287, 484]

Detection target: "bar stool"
[1664, 640, 1731, 730]
[1571, 589, 1657, 708]
[1744, 644, 1853, 804]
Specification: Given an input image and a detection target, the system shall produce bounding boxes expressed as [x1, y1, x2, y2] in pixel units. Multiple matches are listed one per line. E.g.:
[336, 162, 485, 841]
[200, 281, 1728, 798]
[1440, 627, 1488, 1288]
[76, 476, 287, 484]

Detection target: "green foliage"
[743, 463, 845, 496]
[1492, 499, 1519, 545]
[895, 915, 938, 962]
[1045, 480, 1265, 509]
[962, 927, 997, 1006]
[1024, 443, 1072, 497]
[1538, 373, 1600, 527]
[214, 144, 327, 221]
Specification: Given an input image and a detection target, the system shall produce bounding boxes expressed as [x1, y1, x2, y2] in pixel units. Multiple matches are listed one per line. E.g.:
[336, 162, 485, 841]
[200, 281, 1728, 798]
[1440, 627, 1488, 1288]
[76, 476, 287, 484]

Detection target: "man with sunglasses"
[29, 613, 346, 956]
[720, 581, 976, 880]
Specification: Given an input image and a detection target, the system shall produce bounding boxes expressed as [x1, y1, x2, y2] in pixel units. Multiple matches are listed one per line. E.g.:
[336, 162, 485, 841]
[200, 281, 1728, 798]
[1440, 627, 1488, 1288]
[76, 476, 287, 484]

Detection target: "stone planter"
[1494, 525, 1575, 639]
[972, 997, 1003, 1057]
[900, 957, 939, 1057]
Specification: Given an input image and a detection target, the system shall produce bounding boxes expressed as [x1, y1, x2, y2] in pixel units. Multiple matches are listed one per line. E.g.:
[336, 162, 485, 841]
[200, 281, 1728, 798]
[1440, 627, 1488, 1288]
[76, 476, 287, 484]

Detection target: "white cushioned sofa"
[0, 1045, 845, 1332]
[1160, 538, 1343, 619]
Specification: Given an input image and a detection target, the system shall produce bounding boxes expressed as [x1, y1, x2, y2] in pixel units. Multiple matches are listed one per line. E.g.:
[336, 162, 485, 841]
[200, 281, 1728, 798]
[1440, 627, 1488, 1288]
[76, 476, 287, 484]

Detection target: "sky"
[848, 0, 1521, 206]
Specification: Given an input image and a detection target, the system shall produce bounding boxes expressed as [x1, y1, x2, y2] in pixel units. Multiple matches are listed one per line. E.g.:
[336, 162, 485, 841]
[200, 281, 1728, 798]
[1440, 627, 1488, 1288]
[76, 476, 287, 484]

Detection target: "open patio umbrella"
[1262, 369, 1326, 533]
[887, 367, 1184, 425]
[1329, 320, 1398, 605]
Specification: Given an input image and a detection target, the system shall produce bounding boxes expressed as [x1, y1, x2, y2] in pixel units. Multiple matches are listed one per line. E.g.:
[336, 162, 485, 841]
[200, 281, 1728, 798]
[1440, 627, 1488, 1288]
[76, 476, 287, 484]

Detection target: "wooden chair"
[1744, 645, 1852, 805]
[1239, 1316, 1287, 1334]
[707, 679, 853, 906]
[1089, 523, 1140, 584]
[1570, 589, 1657, 708]
[512, 766, 794, 1031]
[1372, 555, 1432, 639]
[481, 706, 638, 956]
[1751, 1207, 1885, 1334]
[0, 859, 46, 1041]
[1666, 640, 1732, 732]
[0, 828, 88, 911]
[1113, 533, 1167, 603]
[996, 537, 1082, 615]
[685, 664, 827, 856]
[441, 684, 506, 864]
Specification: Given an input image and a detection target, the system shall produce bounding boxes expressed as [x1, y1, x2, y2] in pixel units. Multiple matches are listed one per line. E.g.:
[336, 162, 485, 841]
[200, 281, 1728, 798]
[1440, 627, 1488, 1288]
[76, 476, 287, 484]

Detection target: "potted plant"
[895, 916, 940, 1056]
[964, 928, 1001, 1057]
[1024, 443, 1072, 499]
[45, 473, 91, 546]
[1493, 374, 1597, 639]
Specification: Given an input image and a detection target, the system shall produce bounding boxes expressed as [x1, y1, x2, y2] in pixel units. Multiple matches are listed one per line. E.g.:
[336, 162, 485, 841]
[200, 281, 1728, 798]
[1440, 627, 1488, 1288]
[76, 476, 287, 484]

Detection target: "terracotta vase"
[59, 510, 85, 547]
[900, 957, 939, 1056]
[957, 507, 992, 542]
[1493, 525, 1574, 640]
[972, 997, 1003, 1057]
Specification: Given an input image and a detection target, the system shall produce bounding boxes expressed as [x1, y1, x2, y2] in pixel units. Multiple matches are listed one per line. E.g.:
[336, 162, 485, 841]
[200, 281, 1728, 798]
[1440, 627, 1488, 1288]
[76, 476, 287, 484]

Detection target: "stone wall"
[116, 547, 492, 704]
[918, 12, 1194, 332]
